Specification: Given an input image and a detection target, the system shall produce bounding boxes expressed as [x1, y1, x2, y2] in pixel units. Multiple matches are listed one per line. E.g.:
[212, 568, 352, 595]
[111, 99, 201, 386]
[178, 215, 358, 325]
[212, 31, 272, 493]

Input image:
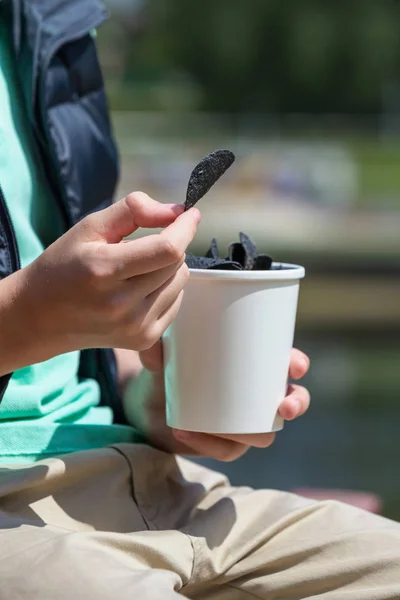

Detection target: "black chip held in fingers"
[185, 150, 235, 210]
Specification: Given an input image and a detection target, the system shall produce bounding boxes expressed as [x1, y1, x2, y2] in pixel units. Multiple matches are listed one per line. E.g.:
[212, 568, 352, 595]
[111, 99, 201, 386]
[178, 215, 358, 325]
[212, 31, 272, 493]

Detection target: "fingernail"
[168, 203, 185, 213]
[193, 208, 201, 223]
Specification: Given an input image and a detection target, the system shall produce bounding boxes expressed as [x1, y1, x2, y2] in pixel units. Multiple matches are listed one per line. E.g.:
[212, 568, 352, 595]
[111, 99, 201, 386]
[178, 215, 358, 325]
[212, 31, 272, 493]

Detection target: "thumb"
[83, 192, 184, 243]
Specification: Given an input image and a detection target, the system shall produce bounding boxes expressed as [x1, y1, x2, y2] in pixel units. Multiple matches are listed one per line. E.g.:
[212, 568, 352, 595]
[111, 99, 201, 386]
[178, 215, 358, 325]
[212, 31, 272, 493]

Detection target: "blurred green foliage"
[99, 1, 400, 203]
[101, 0, 400, 114]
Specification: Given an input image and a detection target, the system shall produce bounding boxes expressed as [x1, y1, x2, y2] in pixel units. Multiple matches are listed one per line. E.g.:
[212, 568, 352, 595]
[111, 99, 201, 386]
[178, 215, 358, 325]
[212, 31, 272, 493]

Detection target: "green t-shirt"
[0, 13, 136, 462]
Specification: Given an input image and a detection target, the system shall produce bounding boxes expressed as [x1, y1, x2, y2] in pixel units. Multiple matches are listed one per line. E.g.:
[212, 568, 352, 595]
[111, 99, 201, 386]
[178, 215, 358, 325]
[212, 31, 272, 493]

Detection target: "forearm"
[0, 269, 60, 376]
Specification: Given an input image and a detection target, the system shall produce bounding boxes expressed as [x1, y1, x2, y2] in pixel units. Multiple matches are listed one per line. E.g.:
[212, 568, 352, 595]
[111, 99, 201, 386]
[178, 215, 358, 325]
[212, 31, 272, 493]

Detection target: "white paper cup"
[163, 263, 305, 434]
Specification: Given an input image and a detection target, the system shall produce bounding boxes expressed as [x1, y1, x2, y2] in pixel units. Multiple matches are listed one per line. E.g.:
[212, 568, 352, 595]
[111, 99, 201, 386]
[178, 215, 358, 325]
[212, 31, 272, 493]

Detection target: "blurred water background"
[99, 1, 400, 520]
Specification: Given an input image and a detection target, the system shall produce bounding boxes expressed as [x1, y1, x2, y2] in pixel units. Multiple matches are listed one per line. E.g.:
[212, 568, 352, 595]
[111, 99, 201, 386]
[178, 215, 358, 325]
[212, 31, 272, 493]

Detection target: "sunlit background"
[99, 0, 400, 519]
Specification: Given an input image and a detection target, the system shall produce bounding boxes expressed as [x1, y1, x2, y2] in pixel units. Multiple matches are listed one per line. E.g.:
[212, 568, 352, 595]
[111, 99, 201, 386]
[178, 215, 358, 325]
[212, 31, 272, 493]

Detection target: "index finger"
[112, 207, 201, 279]
[159, 206, 200, 251]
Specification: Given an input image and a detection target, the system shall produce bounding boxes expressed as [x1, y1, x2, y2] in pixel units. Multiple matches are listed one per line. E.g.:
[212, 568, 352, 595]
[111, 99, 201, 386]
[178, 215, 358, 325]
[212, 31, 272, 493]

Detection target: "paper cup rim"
[189, 263, 305, 281]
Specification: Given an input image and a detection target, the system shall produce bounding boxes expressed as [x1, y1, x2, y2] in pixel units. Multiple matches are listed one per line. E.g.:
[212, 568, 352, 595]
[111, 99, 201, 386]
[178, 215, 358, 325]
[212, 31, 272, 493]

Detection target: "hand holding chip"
[123, 150, 310, 461]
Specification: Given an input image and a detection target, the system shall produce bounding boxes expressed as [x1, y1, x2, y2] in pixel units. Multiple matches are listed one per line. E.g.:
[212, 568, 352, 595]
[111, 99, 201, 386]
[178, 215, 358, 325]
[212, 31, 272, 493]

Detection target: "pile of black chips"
[186, 232, 278, 271]
[183, 149, 279, 271]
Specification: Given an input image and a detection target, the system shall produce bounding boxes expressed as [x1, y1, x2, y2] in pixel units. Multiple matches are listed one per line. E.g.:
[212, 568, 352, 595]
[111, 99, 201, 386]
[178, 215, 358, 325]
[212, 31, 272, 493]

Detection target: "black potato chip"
[185, 150, 235, 210]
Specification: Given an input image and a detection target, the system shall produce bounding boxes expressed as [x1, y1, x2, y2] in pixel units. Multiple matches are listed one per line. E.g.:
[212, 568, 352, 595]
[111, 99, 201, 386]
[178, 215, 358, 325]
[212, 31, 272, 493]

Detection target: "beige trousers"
[0, 443, 399, 600]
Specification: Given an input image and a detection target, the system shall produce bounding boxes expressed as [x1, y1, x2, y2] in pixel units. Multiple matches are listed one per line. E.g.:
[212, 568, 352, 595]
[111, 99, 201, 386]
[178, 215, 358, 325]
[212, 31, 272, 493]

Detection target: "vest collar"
[12, 0, 108, 100]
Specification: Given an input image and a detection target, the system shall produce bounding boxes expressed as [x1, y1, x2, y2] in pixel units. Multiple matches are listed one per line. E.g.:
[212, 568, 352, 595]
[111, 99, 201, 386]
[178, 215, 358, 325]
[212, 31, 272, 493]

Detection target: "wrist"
[0, 267, 66, 376]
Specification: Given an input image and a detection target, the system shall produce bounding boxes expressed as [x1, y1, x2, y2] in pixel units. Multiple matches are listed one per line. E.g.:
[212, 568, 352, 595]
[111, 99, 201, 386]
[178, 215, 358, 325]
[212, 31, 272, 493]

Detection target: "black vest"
[0, 0, 124, 422]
